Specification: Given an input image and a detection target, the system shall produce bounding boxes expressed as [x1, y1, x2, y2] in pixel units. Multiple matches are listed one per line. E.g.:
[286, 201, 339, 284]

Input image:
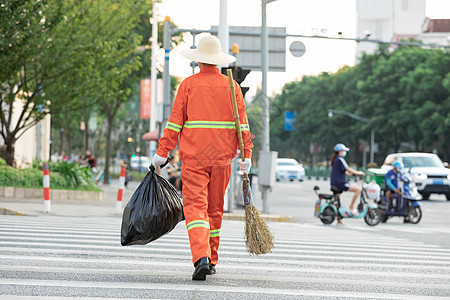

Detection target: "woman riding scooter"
[330, 143, 365, 222]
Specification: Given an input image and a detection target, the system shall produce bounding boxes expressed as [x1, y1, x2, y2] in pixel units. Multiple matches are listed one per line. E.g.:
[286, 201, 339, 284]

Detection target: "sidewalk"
[0, 181, 293, 222]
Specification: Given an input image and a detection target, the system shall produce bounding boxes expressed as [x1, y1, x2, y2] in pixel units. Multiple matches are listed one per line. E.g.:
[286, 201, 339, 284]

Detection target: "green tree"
[0, 0, 124, 166]
[269, 44, 450, 165]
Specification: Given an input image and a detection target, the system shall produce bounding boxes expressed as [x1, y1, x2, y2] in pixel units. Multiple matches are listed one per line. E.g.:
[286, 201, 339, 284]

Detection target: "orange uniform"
[157, 66, 253, 265]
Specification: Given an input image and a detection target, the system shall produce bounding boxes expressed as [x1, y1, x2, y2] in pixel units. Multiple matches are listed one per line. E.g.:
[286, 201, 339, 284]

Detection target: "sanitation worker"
[152, 35, 253, 281]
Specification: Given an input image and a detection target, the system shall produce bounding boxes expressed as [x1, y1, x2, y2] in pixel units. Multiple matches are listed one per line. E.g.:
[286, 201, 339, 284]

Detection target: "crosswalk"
[0, 215, 449, 299]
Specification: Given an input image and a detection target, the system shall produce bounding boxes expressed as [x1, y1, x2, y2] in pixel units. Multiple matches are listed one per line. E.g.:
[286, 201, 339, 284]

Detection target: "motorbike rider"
[384, 160, 404, 207]
[330, 143, 365, 218]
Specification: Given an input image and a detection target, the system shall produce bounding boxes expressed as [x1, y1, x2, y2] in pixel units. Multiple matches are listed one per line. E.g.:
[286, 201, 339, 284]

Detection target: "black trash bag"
[121, 163, 184, 246]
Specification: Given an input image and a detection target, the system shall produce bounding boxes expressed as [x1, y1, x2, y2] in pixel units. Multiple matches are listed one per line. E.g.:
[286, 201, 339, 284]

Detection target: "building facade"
[356, 0, 426, 59]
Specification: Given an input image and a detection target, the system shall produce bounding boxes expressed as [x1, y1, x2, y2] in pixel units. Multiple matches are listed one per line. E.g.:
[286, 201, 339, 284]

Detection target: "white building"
[419, 18, 450, 46]
[356, 0, 426, 59]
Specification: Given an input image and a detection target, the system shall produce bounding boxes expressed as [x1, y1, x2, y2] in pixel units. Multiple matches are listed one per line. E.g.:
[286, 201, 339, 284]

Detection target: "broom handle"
[227, 69, 246, 164]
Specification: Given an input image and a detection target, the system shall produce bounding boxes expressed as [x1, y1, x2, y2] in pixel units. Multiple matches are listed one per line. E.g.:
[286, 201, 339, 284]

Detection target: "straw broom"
[227, 69, 274, 255]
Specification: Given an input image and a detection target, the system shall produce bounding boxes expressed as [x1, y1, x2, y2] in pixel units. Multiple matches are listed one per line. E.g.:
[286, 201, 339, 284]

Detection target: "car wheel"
[446, 193, 450, 201]
[420, 192, 430, 200]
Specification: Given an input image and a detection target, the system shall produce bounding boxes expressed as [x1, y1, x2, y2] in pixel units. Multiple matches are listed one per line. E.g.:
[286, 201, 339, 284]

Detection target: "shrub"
[0, 158, 6, 166]
[32, 161, 95, 188]
[0, 161, 98, 190]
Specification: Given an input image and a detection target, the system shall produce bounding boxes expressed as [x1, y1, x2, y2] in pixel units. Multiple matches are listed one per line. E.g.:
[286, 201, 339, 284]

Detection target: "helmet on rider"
[393, 160, 404, 172]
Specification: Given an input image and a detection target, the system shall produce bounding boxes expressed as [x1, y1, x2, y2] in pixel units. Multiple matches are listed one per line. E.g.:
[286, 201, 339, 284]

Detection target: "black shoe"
[192, 257, 210, 281]
[208, 264, 216, 275]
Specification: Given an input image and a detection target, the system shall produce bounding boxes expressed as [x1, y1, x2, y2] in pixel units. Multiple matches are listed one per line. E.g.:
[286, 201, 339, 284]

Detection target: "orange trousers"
[181, 163, 231, 266]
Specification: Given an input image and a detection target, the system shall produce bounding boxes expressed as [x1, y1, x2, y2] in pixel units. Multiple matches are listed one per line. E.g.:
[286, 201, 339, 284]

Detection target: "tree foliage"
[0, 0, 142, 165]
[0, 0, 184, 172]
[270, 46, 450, 166]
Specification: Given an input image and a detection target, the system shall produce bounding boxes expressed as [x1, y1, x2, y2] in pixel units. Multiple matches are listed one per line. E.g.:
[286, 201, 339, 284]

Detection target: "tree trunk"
[83, 115, 90, 151]
[65, 130, 72, 157]
[59, 128, 64, 154]
[4, 137, 16, 166]
[104, 115, 113, 185]
[84, 127, 89, 152]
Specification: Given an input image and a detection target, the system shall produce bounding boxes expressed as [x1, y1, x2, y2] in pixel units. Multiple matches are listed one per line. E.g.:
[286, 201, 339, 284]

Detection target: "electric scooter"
[313, 176, 381, 226]
[377, 173, 422, 224]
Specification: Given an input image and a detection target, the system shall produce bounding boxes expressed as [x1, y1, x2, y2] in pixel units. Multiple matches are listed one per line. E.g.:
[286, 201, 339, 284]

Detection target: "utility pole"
[219, 0, 232, 213]
[163, 17, 173, 129]
[260, 0, 277, 213]
[149, 2, 158, 157]
[218, 0, 229, 61]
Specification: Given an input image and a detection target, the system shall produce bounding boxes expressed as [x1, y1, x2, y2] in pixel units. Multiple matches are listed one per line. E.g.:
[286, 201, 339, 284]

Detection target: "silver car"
[276, 158, 305, 182]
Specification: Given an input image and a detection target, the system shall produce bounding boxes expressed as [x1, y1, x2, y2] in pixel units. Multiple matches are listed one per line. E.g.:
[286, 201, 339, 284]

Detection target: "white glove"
[239, 158, 252, 174]
[152, 153, 167, 167]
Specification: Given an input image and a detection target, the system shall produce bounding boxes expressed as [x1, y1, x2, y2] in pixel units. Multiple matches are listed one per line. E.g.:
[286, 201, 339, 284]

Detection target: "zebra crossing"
[0, 215, 449, 299]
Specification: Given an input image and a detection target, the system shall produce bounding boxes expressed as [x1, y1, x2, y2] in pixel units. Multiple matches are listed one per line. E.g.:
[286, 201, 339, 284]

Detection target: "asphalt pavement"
[2, 178, 450, 298]
[1, 215, 450, 299]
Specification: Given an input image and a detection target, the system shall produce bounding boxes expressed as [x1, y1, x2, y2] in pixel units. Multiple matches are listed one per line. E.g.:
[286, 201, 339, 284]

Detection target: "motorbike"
[377, 173, 422, 224]
[313, 176, 381, 226]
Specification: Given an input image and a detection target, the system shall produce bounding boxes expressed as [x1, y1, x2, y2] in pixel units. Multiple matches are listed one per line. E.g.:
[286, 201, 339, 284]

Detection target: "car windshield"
[278, 161, 297, 166]
[402, 156, 444, 168]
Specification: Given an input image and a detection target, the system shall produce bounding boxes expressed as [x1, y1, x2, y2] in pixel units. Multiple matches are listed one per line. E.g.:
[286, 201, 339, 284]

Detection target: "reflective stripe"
[240, 124, 250, 131]
[184, 121, 250, 130]
[210, 229, 220, 238]
[166, 122, 182, 132]
[186, 220, 210, 231]
[184, 121, 235, 129]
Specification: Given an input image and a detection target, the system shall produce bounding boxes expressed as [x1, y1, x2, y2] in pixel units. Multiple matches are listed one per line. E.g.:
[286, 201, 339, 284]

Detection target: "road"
[254, 178, 450, 249]
[1, 214, 450, 298]
[1, 178, 450, 299]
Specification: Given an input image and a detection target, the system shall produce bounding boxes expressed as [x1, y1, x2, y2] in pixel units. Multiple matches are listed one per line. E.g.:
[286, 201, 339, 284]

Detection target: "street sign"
[284, 111, 296, 131]
[289, 41, 306, 57]
[212, 26, 286, 72]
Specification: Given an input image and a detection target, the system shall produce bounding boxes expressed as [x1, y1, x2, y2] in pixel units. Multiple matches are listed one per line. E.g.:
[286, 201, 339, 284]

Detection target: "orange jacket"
[157, 66, 253, 166]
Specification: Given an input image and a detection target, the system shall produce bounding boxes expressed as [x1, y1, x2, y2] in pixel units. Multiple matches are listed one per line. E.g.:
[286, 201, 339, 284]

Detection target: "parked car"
[276, 158, 305, 182]
[130, 156, 151, 172]
[381, 153, 450, 200]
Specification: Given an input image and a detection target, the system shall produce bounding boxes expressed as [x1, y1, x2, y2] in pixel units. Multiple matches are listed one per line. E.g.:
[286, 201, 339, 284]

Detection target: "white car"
[276, 158, 305, 182]
[381, 153, 450, 200]
[130, 156, 152, 172]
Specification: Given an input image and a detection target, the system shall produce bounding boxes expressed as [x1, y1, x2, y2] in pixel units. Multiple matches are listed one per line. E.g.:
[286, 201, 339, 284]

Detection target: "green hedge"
[0, 162, 100, 191]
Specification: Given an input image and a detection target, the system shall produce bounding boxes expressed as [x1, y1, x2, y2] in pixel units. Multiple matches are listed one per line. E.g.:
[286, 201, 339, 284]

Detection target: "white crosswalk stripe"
[0, 215, 449, 299]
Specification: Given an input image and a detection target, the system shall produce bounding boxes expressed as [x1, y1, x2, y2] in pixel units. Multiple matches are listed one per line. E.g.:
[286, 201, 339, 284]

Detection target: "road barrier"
[116, 166, 126, 214]
[43, 162, 51, 213]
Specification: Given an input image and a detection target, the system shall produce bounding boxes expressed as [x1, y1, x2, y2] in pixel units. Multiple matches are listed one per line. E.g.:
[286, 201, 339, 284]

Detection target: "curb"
[223, 212, 294, 222]
[0, 207, 25, 216]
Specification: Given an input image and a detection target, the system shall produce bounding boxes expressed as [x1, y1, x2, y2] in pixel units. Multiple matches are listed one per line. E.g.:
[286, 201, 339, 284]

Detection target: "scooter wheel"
[380, 212, 389, 223]
[364, 208, 381, 226]
[407, 206, 422, 224]
[319, 207, 336, 225]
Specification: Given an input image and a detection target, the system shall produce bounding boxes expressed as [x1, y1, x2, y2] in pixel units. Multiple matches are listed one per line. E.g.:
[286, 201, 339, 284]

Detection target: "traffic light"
[221, 66, 251, 98]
